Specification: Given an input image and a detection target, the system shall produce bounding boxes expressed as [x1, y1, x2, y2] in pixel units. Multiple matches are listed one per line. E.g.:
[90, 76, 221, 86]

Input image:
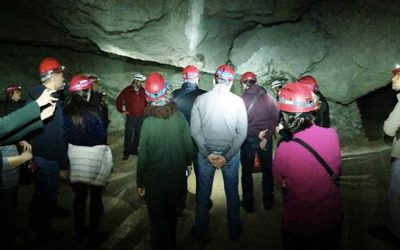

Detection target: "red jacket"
[115, 85, 147, 117]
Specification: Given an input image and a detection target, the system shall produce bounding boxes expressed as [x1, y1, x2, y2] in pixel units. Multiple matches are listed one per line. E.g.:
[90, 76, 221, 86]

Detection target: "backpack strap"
[292, 138, 340, 186]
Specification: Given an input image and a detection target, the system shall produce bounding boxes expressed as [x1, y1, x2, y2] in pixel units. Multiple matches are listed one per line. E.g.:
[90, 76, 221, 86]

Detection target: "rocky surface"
[2, 0, 400, 104]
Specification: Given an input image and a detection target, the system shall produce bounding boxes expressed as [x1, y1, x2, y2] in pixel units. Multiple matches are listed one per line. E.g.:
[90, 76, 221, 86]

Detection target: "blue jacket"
[26, 85, 70, 170]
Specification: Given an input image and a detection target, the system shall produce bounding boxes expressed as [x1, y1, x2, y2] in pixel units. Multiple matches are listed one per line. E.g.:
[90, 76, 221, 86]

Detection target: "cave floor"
[12, 131, 399, 250]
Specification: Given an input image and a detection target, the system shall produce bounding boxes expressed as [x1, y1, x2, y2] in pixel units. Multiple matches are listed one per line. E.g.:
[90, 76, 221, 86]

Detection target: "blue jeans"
[29, 156, 60, 236]
[195, 152, 241, 237]
[240, 136, 274, 206]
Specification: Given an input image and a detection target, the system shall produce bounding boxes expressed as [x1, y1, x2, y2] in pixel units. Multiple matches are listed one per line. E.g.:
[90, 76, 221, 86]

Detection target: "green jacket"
[137, 109, 193, 205]
[0, 101, 43, 170]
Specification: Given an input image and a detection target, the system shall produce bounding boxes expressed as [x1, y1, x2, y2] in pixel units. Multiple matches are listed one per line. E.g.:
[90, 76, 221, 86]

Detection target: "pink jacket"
[273, 125, 343, 235]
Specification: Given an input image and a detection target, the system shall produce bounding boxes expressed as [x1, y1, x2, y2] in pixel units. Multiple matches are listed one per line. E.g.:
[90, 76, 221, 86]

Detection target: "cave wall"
[1, 0, 399, 144]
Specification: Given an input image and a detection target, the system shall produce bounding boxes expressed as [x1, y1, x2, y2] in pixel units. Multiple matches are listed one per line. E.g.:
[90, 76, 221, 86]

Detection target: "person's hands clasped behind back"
[207, 153, 226, 169]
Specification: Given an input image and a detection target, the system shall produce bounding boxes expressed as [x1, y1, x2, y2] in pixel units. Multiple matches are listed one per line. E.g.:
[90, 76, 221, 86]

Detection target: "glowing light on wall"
[185, 0, 204, 53]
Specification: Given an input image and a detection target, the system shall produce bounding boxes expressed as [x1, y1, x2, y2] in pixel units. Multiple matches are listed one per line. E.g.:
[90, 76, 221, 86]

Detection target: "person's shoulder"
[28, 84, 44, 98]
[171, 87, 182, 96]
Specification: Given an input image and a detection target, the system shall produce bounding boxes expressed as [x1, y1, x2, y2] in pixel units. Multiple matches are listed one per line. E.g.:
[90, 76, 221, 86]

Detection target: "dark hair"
[64, 91, 99, 132]
[214, 76, 230, 85]
[283, 112, 314, 134]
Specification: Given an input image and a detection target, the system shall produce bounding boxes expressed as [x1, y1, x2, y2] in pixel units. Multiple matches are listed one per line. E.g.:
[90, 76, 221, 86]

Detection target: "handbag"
[292, 138, 340, 186]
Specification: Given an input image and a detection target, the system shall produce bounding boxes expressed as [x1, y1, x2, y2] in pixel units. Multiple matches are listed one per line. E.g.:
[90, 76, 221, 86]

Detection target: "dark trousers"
[0, 185, 18, 247]
[147, 201, 178, 250]
[29, 157, 59, 237]
[282, 219, 343, 250]
[240, 136, 274, 206]
[124, 116, 144, 156]
[72, 182, 104, 238]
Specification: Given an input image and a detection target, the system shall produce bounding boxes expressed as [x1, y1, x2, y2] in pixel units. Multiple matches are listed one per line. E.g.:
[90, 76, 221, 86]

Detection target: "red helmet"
[182, 65, 199, 80]
[144, 72, 168, 101]
[39, 57, 65, 82]
[68, 75, 95, 92]
[278, 82, 318, 113]
[4, 84, 21, 95]
[215, 64, 235, 81]
[297, 75, 319, 92]
[240, 71, 257, 84]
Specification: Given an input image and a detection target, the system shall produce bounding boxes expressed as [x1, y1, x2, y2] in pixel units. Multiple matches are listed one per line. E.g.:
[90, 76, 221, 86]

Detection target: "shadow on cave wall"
[357, 83, 396, 141]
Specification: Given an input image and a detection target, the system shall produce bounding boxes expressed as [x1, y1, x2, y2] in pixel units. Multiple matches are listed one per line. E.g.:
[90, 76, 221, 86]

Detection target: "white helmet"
[133, 73, 146, 81]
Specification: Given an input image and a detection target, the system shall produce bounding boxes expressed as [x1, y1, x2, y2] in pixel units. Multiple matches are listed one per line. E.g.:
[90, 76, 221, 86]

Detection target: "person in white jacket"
[190, 64, 247, 244]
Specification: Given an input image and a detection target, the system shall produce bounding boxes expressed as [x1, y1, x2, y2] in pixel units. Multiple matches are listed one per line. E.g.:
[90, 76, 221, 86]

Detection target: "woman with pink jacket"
[271, 83, 343, 250]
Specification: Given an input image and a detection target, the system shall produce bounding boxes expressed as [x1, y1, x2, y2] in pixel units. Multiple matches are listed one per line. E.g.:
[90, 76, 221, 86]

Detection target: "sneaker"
[240, 200, 255, 213]
[263, 196, 275, 211]
[122, 155, 129, 160]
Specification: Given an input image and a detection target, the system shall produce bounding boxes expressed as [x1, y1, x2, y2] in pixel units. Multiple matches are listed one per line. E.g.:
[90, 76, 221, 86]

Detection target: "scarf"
[144, 100, 177, 119]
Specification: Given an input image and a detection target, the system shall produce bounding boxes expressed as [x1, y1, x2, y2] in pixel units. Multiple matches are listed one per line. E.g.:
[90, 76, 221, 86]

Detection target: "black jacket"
[172, 82, 206, 124]
[26, 85, 70, 169]
[314, 94, 330, 128]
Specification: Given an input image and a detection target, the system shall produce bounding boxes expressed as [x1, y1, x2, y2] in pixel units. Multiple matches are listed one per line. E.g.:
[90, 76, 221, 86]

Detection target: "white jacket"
[190, 84, 247, 160]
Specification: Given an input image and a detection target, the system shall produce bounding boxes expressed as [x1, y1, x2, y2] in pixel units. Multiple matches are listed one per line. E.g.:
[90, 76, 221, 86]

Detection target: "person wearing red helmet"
[26, 56, 70, 242]
[0, 84, 26, 118]
[63, 75, 110, 247]
[115, 73, 147, 160]
[172, 65, 208, 212]
[372, 66, 400, 245]
[191, 64, 247, 243]
[272, 83, 343, 250]
[137, 72, 193, 249]
[297, 75, 330, 128]
[81, 73, 109, 129]
[239, 71, 279, 213]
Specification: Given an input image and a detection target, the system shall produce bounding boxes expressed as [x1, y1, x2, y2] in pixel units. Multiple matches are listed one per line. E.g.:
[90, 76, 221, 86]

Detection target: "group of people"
[131, 63, 341, 250]
[0, 57, 111, 249]
[6, 56, 400, 250]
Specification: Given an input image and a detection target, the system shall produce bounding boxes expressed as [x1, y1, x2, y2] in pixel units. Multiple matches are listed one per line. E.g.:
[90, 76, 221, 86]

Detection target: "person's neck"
[43, 81, 57, 91]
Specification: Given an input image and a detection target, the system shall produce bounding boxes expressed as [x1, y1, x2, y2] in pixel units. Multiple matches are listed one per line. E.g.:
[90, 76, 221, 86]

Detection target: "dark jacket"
[0, 100, 26, 118]
[63, 108, 107, 147]
[26, 85, 70, 170]
[90, 91, 109, 129]
[314, 94, 330, 128]
[172, 82, 206, 124]
[137, 102, 193, 208]
[241, 84, 280, 138]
